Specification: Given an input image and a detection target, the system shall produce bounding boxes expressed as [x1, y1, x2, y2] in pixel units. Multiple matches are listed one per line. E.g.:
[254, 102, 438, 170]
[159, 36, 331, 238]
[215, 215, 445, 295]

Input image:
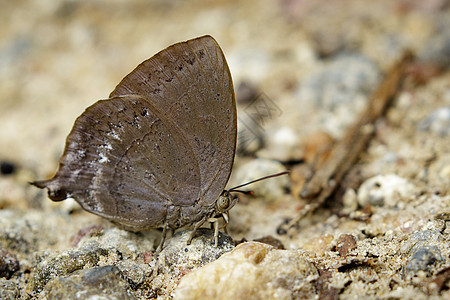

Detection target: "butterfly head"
[215, 190, 238, 215]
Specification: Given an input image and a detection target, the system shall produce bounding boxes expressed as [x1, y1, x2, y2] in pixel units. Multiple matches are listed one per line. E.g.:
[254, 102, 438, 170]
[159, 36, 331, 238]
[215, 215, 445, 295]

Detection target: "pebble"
[116, 260, 152, 290]
[401, 224, 445, 276]
[357, 174, 415, 207]
[405, 246, 443, 274]
[336, 234, 357, 257]
[174, 242, 319, 300]
[0, 249, 19, 279]
[31, 227, 157, 292]
[400, 226, 444, 255]
[41, 265, 133, 299]
[32, 247, 109, 291]
[157, 228, 235, 276]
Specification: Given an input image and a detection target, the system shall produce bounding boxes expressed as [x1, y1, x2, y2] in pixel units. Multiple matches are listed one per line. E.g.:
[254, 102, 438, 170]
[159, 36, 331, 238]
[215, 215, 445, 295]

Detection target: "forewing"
[34, 95, 200, 229]
[110, 35, 237, 206]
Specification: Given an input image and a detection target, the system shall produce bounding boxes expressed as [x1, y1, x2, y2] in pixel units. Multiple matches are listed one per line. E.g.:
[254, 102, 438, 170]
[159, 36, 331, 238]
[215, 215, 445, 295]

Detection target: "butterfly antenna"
[230, 189, 254, 195]
[229, 170, 290, 192]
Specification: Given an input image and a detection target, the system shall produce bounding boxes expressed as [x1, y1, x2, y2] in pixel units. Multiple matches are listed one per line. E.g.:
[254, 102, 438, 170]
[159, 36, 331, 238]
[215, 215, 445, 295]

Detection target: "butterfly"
[32, 35, 237, 252]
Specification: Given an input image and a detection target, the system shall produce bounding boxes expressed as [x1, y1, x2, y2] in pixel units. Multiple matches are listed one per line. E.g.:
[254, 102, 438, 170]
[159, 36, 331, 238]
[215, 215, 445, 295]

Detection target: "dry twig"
[281, 50, 415, 232]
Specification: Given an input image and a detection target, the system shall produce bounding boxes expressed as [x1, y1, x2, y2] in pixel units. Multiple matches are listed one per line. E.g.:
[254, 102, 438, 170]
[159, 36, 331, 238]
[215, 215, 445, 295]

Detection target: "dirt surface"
[1, 0, 449, 299]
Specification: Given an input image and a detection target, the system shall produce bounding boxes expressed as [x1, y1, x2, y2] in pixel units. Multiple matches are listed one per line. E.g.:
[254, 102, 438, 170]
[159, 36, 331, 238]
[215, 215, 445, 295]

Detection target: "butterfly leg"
[208, 212, 230, 246]
[206, 217, 221, 247]
[155, 224, 168, 254]
[187, 217, 207, 245]
[168, 227, 174, 239]
[223, 224, 228, 235]
[213, 218, 220, 247]
[222, 211, 230, 234]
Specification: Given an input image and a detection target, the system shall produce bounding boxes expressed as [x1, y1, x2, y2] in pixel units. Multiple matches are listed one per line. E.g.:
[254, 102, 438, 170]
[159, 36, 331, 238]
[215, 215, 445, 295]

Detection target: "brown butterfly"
[32, 35, 237, 252]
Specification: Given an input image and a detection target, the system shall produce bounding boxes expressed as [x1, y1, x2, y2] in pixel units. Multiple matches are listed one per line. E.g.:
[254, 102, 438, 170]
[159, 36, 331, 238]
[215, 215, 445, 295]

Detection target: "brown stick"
[283, 50, 415, 231]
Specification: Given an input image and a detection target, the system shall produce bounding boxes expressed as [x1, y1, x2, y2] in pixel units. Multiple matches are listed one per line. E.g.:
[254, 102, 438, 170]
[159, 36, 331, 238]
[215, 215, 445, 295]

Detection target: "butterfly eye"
[217, 195, 230, 211]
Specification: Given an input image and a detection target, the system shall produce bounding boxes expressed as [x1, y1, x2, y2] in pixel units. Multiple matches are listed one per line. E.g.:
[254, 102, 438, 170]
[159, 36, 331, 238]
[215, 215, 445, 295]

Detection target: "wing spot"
[141, 108, 149, 117]
[98, 152, 109, 163]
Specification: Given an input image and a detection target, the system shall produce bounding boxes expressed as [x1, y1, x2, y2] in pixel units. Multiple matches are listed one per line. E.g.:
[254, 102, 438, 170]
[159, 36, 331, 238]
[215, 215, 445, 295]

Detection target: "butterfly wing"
[33, 36, 236, 229]
[110, 35, 237, 207]
[33, 95, 201, 229]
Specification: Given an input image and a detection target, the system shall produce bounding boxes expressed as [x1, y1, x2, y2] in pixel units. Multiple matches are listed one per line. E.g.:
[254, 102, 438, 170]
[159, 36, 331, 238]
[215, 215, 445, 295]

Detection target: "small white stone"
[357, 174, 415, 207]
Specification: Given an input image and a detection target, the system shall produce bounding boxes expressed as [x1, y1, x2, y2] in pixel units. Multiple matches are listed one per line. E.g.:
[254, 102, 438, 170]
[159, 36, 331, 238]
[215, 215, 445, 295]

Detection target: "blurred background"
[1, 0, 448, 183]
